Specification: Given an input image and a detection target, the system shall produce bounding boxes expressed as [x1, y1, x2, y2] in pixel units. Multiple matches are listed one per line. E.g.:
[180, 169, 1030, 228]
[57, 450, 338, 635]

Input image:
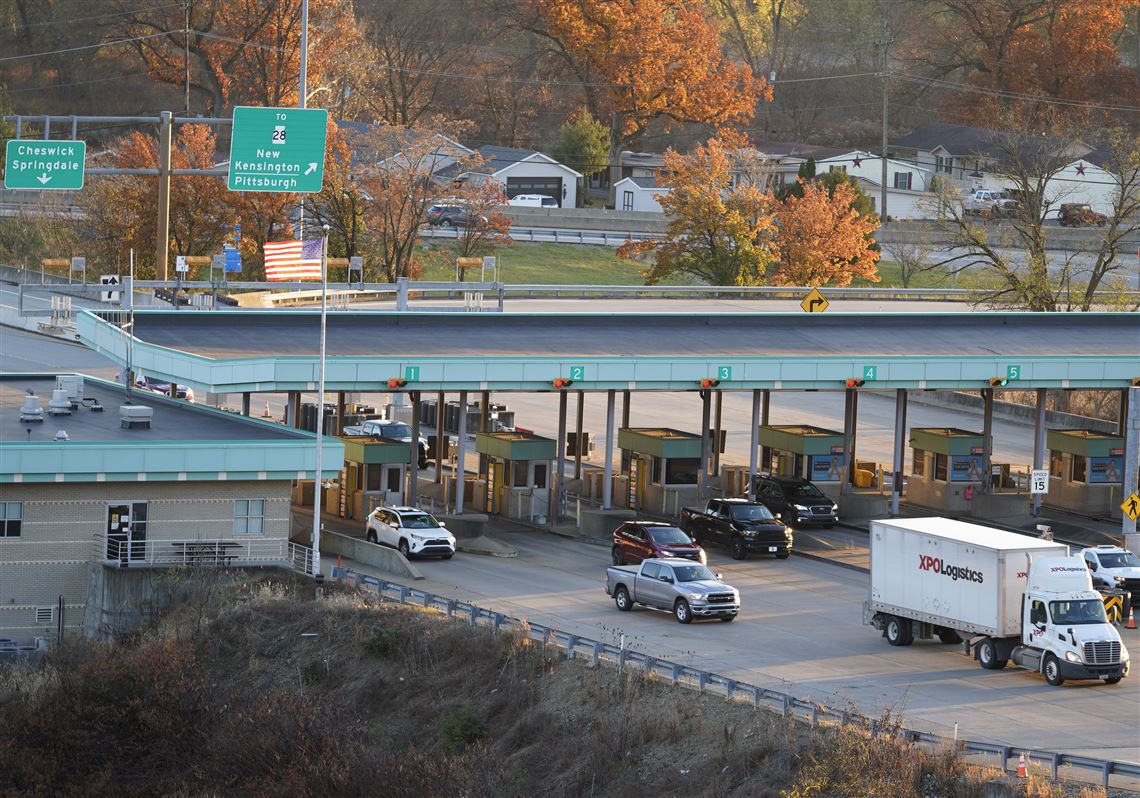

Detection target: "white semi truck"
[864, 518, 1129, 686]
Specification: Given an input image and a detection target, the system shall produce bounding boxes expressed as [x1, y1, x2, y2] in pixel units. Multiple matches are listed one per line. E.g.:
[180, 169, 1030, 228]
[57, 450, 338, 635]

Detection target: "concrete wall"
[317, 529, 423, 580]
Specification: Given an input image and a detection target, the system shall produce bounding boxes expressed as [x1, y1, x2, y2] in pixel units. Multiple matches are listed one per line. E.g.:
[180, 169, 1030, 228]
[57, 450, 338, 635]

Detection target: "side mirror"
[716, 572, 723, 580]
[438, 522, 447, 528]
[775, 513, 782, 520]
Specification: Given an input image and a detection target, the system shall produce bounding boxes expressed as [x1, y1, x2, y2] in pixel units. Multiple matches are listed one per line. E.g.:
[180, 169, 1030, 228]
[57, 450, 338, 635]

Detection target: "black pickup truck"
[680, 498, 792, 560]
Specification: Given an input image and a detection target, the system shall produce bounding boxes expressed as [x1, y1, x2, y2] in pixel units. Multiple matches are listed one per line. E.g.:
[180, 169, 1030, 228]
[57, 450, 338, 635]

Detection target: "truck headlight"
[688, 592, 703, 600]
[793, 504, 809, 512]
[1064, 651, 1082, 663]
[1122, 647, 1130, 662]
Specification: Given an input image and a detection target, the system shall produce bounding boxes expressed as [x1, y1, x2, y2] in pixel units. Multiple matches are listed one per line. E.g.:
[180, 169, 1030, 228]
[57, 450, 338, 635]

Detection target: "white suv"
[366, 506, 455, 560]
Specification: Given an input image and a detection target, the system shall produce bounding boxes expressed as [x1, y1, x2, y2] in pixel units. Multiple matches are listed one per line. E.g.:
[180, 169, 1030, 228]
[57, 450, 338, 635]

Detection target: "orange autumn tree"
[620, 133, 779, 285]
[525, 0, 769, 144]
[771, 179, 880, 287]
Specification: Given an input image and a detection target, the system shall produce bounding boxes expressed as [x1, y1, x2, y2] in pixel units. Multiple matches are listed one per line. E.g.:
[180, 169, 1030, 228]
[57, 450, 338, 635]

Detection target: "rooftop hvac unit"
[119, 404, 154, 430]
[55, 375, 84, 407]
[19, 392, 44, 423]
[47, 388, 73, 416]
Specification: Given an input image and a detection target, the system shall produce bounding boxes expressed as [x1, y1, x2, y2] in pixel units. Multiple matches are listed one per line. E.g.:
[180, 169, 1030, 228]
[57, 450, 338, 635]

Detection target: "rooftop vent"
[19, 392, 44, 423]
[55, 375, 84, 408]
[54, 430, 70, 441]
[119, 404, 153, 430]
[48, 388, 73, 416]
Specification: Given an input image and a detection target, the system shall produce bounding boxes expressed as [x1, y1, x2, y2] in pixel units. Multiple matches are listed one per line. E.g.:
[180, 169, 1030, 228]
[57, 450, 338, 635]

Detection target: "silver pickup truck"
[605, 558, 740, 623]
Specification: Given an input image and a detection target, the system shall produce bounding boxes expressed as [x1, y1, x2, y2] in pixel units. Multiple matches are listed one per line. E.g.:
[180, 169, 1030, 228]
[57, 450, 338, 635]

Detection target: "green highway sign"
[1007, 365, 1021, 380]
[569, 365, 586, 381]
[863, 365, 877, 380]
[227, 106, 328, 193]
[404, 366, 420, 382]
[4, 139, 86, 190]
[717, 366, 733, 381]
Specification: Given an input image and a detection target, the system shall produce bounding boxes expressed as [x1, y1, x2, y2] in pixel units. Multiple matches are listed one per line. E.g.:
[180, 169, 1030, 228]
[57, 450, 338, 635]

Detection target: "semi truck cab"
[975, 556, 1129, 686]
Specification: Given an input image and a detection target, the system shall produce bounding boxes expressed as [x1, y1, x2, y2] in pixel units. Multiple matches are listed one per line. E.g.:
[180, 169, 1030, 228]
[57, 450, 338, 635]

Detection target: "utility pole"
[155, 111, 173, 281]
[878, 4, 890, 223]
[183, 1, 191, 115]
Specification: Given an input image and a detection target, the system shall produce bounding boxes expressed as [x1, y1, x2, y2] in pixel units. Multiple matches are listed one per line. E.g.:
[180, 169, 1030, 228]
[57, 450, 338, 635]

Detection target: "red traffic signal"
[387, 377, 408, 389]
[699, 378, 720, 389]
[845, 378, 866, 388]
[552, 377, 574, 389]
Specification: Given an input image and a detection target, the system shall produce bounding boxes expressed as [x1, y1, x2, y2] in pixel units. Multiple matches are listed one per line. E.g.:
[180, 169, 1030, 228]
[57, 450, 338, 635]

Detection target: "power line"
[0, 31, 171, 63]
[891, 72, 1140, 115]
[11, 3, 186, 30]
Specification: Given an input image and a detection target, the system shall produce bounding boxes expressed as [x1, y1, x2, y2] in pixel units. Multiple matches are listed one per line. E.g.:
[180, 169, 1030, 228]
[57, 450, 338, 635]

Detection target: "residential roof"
[750, 140, 849, 161]
[616, 176, 661, 189]
[436, 145, 582, 179]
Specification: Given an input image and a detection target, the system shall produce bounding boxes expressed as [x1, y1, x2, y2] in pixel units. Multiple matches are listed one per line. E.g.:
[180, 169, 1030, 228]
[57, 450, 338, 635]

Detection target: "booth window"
[366, 465, 383, 492]
[512, 460, 528, 488]
[387, 467, 401, 492]
[1070, 454, 1087, 483]
[912, 448, 925, 477]
[934, 453, 948, 481]
[0, 502, 21, 537]
[234, 499, 265, 535]
[533, 463, 548, 488]
[1049, 451, 1063, 478]
[653, 456, 665, 484]
[665, 457, 699, 485]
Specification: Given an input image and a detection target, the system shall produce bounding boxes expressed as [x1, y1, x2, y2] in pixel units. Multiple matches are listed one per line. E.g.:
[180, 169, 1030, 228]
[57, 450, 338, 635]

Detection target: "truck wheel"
[1042, 654, 1064, 686]
[674, 599, 692, 624]
[731, 537, 747, 560]
[611, 547, 625, 566]
[614, 586, 632, 612]
[977, 639, 1006, 670]
[885, 615, 913, 646]
[938, 629, 963, 645]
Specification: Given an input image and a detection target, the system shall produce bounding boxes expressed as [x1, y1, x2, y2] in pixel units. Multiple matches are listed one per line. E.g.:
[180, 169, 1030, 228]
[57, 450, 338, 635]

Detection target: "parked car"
[1058, 203, 1107, 227]
[365, 505, 455, 559]
[605, 558, 740, 623]
[680, 497, 792, 560]
[611, 521, 706, 566]
[426, 204, 488, 228]
[133, 375, 195, 402]
[341, 419, 429, 469]
[751, 474, 838, 528]
[507, 194, 558, 208]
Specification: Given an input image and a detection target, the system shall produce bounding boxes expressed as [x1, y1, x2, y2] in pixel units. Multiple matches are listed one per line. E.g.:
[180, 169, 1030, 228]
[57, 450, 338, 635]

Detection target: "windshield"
[729, 505, 775, 521]
[381, 423, 412, 439]
[401, 513, 441, 529]
[670, 564, 717, 583]
[1049, 600, 1107, 625]
[649, 527, 693, 545]
[1099, 552, 1140, 568]
[786, 482, 826, 499]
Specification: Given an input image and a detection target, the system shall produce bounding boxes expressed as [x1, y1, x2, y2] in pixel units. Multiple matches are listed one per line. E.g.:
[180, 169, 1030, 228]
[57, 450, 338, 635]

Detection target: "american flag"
[263, 238, 323, 281]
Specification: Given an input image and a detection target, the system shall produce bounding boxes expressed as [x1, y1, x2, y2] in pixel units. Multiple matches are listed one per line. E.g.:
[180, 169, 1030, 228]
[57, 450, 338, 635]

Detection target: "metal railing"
[331, 566, 1140, 791]
[90, 533, 290, 567]
[288, 542, 313, 574]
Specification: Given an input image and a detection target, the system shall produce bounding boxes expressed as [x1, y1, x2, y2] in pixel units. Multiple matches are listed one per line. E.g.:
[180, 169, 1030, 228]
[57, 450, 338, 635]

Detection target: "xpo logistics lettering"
[7, 143, 82, 174]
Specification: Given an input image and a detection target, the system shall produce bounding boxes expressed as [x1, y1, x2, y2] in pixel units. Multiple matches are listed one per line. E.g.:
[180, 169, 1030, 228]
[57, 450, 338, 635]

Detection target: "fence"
[90, 533, 290, 567]
[331, 565, 1140, 791]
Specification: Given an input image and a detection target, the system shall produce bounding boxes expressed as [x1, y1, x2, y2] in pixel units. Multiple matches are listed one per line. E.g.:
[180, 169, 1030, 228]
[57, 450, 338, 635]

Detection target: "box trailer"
[864, 518, 1129, 686]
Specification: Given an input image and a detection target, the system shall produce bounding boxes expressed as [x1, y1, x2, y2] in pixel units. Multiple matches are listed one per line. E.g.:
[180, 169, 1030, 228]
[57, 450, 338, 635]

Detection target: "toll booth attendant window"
[387, 467, 401, 493]
[653, 456, 665, 484]
[533, 463, 548, 488]
[512, 460, 528, 488]
[1070, 454, 1087, 483]
[934, 453, 949, 481]
[912, 449, 925, 477]
[665, 457, 699, 485]
[366, 465, 383, 492]
[1049, 451, 1063, 478]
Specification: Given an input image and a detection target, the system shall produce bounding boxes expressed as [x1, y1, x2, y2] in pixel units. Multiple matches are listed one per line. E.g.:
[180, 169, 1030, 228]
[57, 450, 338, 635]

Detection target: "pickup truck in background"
[962, 188, 1008, 216]
[341, 419, 429, 469]
[605, 558, 740, 623]
[680, 498, 792, 560]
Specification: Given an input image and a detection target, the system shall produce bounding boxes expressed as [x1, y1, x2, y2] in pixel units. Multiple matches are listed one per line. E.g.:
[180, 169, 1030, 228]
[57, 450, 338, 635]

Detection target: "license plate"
[768, 546, 777, 552]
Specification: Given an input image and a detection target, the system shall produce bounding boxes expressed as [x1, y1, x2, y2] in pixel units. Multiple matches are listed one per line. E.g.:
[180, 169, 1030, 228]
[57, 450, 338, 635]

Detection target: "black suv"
[426, 204, 487, 228]
[752, 474, 838, 529]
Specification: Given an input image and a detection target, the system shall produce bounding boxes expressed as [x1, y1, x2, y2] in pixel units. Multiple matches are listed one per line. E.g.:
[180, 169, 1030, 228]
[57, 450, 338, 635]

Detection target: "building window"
[1070, 455, 1087, 483]
[893, 171, 912, 190]
[935, 155, 953, 174]
[934, 453, 949, 481]
[1, 502, 21, 537]
[1049, 451, 1063, 478]
[234, 499, 265, 535]
[828, 164, 847, 174]
[622, 191, 634, 211]
[912, 449, 925, 477]
[512, 460, 528, 488]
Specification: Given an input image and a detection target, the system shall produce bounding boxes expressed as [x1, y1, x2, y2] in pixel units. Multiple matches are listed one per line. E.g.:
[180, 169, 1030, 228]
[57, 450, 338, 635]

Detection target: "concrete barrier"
[578, 508, 636, 541]
[318, 529, 423, 580]
[437, 512, 489, 539]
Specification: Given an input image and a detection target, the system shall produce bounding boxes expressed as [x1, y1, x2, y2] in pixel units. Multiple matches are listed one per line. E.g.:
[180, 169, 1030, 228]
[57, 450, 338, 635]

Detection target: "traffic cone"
[262, 401, 272, 418]
[1128, 606, 1136, 630]
[1016, 752, 1028, 778]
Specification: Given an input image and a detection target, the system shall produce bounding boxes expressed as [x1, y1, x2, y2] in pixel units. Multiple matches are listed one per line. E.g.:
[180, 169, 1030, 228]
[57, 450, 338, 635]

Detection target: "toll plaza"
[758, 425, 846, 489]
[907, 427, 988, 513]
[1047, 429, 1126, 518]
[616, 428, 703, 516]
[475, 431, 554, 521]
[323, 436, 411, 520]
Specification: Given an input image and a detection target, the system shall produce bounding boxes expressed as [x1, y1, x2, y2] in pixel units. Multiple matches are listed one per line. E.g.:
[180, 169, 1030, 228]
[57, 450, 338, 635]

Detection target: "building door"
[106, 502, 147, 564]
[506, 177, 562, 206]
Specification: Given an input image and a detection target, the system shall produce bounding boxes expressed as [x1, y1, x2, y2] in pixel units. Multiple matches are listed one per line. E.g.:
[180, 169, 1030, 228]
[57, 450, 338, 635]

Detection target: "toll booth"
[476, 431, 555, 520]
[617, 428, 703, 515]
[908, 427, 987, 512]
[334, 436, 412, 520]
[1046, 429, 1127, 517]
[758, 425, 846, 492]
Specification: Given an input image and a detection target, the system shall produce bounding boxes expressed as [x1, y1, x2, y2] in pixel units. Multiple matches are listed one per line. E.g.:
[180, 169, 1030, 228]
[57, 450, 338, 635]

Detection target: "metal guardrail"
[331, 566, 1140, 790]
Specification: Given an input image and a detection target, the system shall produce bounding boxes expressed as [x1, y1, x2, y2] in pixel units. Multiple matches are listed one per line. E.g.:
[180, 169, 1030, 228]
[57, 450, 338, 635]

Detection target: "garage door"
[506, 177, 562, 206]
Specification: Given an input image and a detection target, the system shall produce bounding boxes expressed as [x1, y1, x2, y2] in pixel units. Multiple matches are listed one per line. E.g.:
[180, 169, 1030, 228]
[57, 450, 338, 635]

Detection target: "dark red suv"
[611, 521, 706, 566]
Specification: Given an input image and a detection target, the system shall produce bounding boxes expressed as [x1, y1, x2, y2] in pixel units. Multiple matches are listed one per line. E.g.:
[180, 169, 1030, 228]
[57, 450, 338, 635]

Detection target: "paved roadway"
[358, 529, 1140, 766]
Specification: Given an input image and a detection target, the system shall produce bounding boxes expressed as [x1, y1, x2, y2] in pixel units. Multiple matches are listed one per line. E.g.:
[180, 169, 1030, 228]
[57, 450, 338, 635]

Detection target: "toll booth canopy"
[758, 425, 845, 483]
[617, 427, 704, 513]
[908, 427, 985, 511]
[337, 436, 413, 519]
[476, 431, 555, 519]
[1047, 429, 1127, 517]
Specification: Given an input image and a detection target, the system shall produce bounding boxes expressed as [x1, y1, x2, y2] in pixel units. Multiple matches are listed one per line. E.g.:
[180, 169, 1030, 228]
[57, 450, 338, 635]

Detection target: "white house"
[1046, 154, 1118, 217]
[446, 146, 582, 208]
[613, 176, 669, 212]
[814, 151, 934, 220]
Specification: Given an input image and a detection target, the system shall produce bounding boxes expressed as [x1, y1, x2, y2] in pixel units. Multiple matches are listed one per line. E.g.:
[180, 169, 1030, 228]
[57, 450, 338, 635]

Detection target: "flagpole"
[311, 226, 329, 580]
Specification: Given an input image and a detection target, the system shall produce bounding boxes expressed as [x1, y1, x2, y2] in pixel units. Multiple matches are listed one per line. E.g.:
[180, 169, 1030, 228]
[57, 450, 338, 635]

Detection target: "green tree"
[549, 109, 610, 204]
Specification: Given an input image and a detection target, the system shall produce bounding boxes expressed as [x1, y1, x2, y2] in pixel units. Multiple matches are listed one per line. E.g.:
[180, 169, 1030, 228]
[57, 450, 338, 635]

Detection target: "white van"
[508, 194, 558, 208]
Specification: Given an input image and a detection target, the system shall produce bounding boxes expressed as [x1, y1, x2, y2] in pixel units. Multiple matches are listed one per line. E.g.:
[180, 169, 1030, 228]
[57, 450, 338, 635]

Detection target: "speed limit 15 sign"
[1030, 469, 1049, 494]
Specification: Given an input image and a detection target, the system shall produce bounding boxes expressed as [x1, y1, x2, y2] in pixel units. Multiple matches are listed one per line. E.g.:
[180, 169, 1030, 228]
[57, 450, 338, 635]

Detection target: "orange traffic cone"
[262, 401, 272, 418]
[1128, 607, 1136, 630]
[1016, 752, 1028, 778]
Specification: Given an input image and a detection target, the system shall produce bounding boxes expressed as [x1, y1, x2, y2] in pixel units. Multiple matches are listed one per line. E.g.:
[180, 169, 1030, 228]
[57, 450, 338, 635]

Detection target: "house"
[442, 145, 582, 208]
[813, 151, 935, 221]
[335, 120, 474, 174]
[613, 176, 668, 212]
[588, 151, 665, 202]
[0, 373, 341, 644]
